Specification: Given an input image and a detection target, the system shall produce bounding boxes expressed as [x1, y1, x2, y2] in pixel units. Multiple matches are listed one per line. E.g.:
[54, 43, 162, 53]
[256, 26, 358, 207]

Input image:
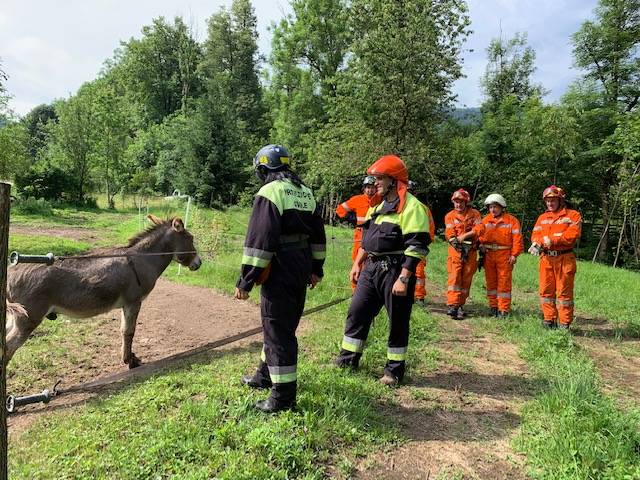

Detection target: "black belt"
[279, 239, 309, 251]
[544, 249, 574, 257]
[367, 253, 402, 262]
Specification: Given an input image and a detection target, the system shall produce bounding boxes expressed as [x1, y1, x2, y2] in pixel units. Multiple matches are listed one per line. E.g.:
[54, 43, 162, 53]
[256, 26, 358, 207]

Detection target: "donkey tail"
[6, 301, 28, 320]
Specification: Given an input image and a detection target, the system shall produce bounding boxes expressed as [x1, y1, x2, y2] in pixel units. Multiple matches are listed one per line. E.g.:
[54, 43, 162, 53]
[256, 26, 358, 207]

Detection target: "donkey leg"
[5, 304, 46, 365]
[120, 302, 142, 369]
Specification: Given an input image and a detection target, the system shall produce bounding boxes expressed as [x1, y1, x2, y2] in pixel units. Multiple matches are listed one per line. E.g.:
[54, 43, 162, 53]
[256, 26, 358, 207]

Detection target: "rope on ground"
[46, 294, 352, 399]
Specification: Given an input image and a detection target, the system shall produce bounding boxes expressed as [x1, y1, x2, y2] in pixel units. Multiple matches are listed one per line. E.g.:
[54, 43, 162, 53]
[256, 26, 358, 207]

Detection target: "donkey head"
[148, 215, 202, 271]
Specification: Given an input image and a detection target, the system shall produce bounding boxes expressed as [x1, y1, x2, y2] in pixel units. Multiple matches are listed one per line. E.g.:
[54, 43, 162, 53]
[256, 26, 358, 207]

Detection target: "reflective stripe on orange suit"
[479, 212, 523, 312]
[415, 205, 435, 300]
[531, 208, 582, 325]
[336, 194, 371, 289]
[444, 208, 484, 306]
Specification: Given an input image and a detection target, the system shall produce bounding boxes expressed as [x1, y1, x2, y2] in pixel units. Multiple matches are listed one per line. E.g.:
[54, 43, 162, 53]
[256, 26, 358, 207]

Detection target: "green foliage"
[113, 16, 203, 126]
[0, 120, 29, 181]
[481, 33, 544, 112]
[11, 197, 54, 216]
[14, 163, 78, 202]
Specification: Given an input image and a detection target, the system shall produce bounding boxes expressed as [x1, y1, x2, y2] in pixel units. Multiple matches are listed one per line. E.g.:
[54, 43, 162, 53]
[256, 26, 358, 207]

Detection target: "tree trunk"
[595, 185, 611, 262]
[0, 182, 11, 480]
[613, 208, 627, 268]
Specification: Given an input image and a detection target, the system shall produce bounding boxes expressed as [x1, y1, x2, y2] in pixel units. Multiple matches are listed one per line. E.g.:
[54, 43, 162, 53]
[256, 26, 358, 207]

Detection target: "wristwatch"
[398, 275, 410, 285]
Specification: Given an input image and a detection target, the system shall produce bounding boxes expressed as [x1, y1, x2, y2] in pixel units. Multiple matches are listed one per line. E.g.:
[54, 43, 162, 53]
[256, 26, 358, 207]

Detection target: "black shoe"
[455, 306, 465, 320]
[447, 306, 457, 318]
[497, 310, 509, 319]
[254, 396, 296, 414]
[334, 357, 359, 371]
[490, 307, 499, 317]
[241, 375, 272, 389]
[558, 323, 570, 330]
[542, 320, 557, 329]
[415, 298, 426, 306]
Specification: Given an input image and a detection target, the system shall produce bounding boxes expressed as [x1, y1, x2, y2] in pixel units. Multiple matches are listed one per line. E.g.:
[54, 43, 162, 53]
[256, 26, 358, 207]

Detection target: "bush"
[12, 197, 53, 216]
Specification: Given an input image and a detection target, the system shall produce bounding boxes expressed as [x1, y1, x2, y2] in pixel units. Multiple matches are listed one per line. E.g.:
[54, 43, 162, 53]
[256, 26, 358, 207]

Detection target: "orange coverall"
[445, 208, 484, 307]
[531, 207, 582, 326]
[479, 213, 524, 312]
[336, 194, 372, 290]
[415, 205, 435, 300]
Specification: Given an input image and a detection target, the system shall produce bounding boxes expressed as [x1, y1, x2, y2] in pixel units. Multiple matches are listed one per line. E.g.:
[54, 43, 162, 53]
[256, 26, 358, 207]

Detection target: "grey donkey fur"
[5, 215, 202, 368]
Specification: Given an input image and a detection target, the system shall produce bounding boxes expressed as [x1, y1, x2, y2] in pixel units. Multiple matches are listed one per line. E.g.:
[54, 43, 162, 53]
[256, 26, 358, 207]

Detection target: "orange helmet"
[367, 155, 408, 183]
[542, 185, 566, 199]
[451, 188, 471, 202]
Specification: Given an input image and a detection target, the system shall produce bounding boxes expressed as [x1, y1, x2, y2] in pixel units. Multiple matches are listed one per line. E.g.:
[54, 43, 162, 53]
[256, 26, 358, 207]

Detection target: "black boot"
[334, 350, 361, 371]
[542, 320, 557, 329]
[254, 395, 296, 413]
[447, 305, 457, 318]
[490, 307, 498, 317]
[497, 310, 509, 319]
[241, 361, 272, 389]
[241, 375, 272, 389]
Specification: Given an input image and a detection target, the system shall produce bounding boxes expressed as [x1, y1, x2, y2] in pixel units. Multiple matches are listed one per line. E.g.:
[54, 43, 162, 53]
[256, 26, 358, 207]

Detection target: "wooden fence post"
[0, 181, 11, 480]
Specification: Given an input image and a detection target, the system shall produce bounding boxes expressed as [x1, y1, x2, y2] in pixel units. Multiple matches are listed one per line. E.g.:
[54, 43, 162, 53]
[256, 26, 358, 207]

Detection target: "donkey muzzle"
[188, 255, 202, 271]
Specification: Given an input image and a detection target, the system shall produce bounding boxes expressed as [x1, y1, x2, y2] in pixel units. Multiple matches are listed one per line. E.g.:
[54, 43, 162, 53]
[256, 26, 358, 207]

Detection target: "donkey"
[5, 215, 202, 368]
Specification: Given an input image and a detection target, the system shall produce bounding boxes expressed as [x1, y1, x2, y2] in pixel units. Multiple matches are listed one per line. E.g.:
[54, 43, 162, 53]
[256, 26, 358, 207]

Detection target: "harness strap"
[127, 257, 143, 286]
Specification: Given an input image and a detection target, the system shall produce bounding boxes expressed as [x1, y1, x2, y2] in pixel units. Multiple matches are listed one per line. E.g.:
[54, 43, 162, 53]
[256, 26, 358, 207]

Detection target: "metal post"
[177, 196, 191, 277]
[0, 182, 11, 480]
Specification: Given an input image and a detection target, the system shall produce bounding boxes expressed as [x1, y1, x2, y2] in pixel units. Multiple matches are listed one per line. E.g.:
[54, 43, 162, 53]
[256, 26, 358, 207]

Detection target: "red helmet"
[451, 188, 471, 202]
[367, 155, 408, 183]
[542, 185, 566, 199]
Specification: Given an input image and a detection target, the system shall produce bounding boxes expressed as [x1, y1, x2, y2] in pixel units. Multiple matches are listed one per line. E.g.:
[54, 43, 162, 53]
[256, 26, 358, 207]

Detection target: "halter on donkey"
[5, 215, 202, 368]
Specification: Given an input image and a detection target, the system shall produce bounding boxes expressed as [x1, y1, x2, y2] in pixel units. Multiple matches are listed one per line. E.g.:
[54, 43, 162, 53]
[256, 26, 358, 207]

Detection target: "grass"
[7, 200, 640, 479]
[7, 203, 421, 479]
[8, 234, 91, 257]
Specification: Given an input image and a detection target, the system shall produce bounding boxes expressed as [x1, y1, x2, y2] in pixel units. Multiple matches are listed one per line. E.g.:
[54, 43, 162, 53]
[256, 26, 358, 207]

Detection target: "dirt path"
[7, 278, 263, 434]
[358, 294, 535, 479]
[571, 316, 640, 409]
[9, 224, 102, 243]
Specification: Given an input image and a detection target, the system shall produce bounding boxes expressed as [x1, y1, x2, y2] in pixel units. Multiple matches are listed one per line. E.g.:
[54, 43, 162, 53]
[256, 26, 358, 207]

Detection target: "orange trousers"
[484, 250, 513, 312]
[539, 253, 576, 326]
[446, 247, 478, 306]
[350, 235, 362, 291]
[415, 259, 426, 299]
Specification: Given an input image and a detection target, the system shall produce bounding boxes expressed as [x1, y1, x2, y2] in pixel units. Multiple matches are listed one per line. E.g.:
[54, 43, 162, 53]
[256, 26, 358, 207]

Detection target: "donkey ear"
[171, 218, 185, 232]
[147, 214, 163, 225]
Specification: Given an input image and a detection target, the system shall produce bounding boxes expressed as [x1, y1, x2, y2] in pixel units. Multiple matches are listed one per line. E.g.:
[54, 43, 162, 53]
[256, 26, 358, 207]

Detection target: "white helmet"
[484, 193, 507, 208]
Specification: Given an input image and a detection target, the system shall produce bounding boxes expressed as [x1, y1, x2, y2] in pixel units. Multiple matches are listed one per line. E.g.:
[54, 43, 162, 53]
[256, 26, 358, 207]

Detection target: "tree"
[267, 0, 351, 155]
[21, 103, 58, 162]
[46, 93, 96, 203]
[113, 17, 203, 126]
[90, 78, 133, 209]
[0, 122, 29, 181]
[481, 33, 544, 113]
[202, 0, 268, 142]
[570, 0, 640, 261]
[340, 0, 471, 155]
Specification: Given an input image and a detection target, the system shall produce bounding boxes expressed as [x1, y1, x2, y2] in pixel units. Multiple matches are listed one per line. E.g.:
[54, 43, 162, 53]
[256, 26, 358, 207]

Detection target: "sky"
[0, 0, 599, 116]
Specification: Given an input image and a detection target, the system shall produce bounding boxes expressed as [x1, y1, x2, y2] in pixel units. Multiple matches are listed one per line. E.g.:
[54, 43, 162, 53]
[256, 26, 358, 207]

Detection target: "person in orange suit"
[479, 193, 524, 318]
[529, 186, 582, 329]
[336, 176, 377, 289]
[445, 189, 484, 320]
[407, 180, 435, 305]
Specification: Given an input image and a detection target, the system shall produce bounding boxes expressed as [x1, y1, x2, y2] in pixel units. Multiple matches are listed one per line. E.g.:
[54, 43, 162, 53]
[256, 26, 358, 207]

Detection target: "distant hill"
[450, 107, 481, 125]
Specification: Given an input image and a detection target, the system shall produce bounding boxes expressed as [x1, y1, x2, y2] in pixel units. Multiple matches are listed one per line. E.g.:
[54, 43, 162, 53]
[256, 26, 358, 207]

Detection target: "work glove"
[528, 243, 542, 256]
[448, 237, 460, 250]
[543, 235, 552, 248]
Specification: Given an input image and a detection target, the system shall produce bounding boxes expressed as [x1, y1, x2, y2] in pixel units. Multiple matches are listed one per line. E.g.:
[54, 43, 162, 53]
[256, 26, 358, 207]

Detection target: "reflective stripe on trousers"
[483, 249, 513, 311]
[447, 249, 478, 306]
[539, 253, 576, 325]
